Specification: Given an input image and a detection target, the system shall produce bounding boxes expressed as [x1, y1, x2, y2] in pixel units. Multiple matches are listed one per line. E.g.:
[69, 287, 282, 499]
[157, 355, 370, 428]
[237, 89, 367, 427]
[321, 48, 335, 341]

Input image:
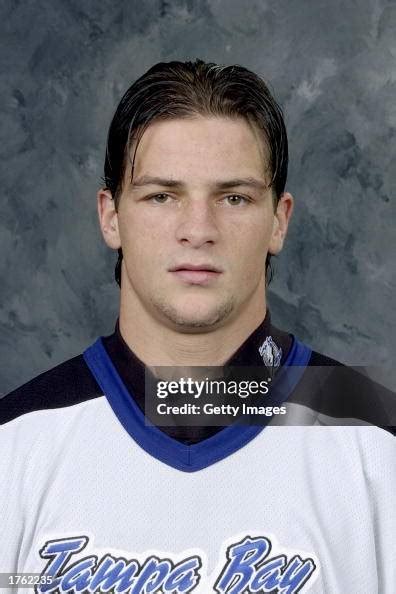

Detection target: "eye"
[224, 194, 250, 206]
[148, 193, 171, 204]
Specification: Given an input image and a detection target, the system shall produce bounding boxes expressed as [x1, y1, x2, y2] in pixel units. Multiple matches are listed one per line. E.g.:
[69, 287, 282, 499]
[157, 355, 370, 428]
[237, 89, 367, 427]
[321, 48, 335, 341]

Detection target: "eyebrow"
[130, 175, 269, 192]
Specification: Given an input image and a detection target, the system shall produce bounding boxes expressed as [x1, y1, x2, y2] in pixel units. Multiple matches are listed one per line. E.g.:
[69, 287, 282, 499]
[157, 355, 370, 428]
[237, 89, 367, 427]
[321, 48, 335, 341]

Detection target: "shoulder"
[292, 346, 396, 436]
[0, 353, 102, 426]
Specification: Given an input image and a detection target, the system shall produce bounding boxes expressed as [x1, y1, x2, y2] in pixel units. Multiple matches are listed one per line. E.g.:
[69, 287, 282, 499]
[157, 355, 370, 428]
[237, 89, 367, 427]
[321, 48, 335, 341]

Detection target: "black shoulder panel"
[307, 350, 344, 367]
[291, 350, 396, 436]
[0, 355, 103, 425]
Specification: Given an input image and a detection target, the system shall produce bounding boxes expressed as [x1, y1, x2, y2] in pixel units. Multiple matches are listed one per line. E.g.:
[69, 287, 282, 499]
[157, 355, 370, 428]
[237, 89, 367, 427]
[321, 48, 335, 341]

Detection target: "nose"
[175, 199, 219, 248]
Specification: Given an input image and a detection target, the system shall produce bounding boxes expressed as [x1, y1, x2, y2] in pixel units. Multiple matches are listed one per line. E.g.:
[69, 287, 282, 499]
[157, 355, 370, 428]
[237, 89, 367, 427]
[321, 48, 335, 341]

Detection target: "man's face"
[106, 116, 291, 332]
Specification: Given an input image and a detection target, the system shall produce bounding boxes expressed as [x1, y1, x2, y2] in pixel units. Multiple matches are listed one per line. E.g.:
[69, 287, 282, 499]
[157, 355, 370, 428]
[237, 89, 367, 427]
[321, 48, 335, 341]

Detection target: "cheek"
[227, 217, 272, 259]
[226, 221, 272, 284]
[118, 210, 171, 262]
[238, 248, 267, 283]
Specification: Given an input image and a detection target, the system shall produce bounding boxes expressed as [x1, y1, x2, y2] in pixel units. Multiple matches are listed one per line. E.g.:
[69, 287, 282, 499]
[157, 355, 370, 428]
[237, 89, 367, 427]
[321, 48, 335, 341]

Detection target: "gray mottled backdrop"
[1, 0, 395, 394]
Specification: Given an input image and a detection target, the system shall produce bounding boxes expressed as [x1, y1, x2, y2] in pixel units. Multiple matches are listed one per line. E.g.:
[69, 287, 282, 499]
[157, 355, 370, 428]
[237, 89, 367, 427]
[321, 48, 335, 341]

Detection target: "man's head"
[98, 59, 293, 334]
[102, 60, 290, 284]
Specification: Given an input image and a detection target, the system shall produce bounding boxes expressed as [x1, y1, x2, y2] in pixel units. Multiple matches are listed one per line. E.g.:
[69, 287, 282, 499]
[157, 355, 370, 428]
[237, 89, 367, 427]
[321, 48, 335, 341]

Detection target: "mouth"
[169, 263, 223, 285]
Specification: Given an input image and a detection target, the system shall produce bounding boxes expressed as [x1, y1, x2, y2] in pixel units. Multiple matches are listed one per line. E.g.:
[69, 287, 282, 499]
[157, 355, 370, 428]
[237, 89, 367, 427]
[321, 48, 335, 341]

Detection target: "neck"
[118, 286, 267, 368]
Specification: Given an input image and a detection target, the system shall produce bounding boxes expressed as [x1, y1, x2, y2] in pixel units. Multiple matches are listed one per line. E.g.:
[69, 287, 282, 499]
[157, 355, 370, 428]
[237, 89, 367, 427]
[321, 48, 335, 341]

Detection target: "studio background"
[1, 0, 395, 395]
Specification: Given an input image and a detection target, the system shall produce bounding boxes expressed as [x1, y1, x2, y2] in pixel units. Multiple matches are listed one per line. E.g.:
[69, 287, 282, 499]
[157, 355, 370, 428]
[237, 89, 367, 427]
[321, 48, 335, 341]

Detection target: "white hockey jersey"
[0, 336, 395, 594]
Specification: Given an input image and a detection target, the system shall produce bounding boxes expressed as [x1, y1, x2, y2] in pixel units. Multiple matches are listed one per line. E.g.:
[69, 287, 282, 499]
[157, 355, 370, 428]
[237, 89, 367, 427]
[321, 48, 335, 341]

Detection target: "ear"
[268, 191, 294, 255]
[97, 189, 121, 249]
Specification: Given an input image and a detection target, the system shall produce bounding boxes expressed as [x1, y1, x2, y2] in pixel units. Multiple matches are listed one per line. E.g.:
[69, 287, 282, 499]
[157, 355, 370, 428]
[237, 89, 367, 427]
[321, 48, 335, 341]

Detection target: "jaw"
[148, 289, 236, 332]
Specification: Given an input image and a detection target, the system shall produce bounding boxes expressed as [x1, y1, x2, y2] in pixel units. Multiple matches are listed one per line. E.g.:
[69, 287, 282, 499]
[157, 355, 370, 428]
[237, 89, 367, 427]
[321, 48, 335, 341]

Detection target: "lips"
[169, 263, 222, 273]
[169, 263, 222, 285]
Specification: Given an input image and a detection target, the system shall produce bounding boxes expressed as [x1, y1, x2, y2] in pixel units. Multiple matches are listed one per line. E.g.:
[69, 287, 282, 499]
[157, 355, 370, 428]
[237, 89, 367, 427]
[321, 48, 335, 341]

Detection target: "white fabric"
[1, 396, 395, 593]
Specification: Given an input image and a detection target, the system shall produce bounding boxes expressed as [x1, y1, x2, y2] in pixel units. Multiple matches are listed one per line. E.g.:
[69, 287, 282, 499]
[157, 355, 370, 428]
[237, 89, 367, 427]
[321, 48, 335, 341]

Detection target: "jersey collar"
[83, 337, 311, 472]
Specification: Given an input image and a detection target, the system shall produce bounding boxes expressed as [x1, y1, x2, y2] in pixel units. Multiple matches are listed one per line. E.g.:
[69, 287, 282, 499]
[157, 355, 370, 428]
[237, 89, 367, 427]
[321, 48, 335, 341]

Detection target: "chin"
[153, 296, 235, 331]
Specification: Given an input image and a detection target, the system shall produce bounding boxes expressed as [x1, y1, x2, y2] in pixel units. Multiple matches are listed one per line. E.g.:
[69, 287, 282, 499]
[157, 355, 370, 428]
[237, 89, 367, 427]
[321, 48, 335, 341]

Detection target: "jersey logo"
[35, 533, 318, 594]
[259, 336, 282, 369]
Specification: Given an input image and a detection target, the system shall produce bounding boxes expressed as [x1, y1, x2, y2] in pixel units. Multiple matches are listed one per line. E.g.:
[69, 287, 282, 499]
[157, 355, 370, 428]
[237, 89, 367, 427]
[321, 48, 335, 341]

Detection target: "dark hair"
[103, 59, 288, 287]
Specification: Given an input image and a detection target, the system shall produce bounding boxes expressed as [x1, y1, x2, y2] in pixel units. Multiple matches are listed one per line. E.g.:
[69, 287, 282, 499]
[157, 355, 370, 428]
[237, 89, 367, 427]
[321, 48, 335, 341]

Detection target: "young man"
[1, 60, 395, 593]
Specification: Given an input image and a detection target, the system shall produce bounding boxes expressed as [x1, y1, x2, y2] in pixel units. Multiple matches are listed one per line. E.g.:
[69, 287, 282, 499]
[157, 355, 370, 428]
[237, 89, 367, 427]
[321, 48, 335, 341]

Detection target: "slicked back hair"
[103, 59, 288, 287]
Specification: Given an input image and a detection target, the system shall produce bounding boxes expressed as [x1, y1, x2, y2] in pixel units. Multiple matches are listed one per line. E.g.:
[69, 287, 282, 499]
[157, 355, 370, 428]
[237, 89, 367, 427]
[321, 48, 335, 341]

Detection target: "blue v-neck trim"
[83, 337, 311, 473]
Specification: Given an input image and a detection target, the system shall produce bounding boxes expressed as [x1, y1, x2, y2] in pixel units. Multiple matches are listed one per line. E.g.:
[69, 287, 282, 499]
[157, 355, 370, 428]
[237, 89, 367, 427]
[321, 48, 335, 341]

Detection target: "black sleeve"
[0, 355, 102, 425]
[289, 350, 396, 434]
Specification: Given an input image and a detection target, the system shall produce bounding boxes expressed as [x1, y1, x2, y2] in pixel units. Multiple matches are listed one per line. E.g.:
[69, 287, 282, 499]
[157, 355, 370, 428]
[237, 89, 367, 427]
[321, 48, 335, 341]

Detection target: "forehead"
[129, 116, 270, 182]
